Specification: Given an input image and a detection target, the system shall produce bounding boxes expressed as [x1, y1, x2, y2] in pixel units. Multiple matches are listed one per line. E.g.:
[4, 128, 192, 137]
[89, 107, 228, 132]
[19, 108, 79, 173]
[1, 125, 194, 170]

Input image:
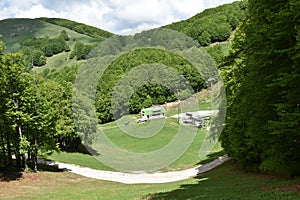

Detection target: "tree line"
[0, 41, 84, 170]
[39, 18, 114, 39]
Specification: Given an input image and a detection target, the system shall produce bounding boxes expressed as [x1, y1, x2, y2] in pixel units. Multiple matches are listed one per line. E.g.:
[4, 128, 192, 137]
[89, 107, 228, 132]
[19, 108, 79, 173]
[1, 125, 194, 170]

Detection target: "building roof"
[141, 106, 166, 115]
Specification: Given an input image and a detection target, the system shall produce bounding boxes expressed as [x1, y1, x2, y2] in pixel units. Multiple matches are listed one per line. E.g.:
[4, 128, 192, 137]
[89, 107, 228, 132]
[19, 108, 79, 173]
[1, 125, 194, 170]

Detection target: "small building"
[181, 112, 210, 128]
[141, 106, 166, 120]
[137, 106, 166, 123]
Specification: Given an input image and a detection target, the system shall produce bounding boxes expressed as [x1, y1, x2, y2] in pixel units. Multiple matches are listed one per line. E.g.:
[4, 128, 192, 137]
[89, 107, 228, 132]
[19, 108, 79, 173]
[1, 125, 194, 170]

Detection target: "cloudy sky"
[0, 0, 236, 35]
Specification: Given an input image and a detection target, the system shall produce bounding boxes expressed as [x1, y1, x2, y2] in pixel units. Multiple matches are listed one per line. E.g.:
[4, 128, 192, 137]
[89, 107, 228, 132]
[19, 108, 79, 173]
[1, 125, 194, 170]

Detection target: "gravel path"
[38, 155, 230, 184]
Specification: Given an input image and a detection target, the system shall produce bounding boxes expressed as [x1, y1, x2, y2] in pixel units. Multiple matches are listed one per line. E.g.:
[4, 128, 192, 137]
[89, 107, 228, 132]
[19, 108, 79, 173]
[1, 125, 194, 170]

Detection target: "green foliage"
[20, 31, 70, 66]
[220, 0, 300, 176]
[39, 18, 114, 39]
[206, 42, 230, 67]
[41, 65, 83, 151]
[19, 47, 47, 67]
[60, 30, 69, 41]
[19, 136, 31, 155]
[69, 41, 96, 60]
[164, 1, 246, 46]
[0, 40, 82, 170]
[0, 36, 5, 53]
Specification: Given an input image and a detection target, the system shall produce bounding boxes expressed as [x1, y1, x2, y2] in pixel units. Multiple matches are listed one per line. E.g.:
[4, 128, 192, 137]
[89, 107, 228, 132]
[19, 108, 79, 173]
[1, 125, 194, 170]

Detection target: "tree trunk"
[33, 129, 38, 172]
[17, 125, 28, 169]
[14, 96, 28, 170]
[0, 126, 6, 165]
[6, 131, 12, 166]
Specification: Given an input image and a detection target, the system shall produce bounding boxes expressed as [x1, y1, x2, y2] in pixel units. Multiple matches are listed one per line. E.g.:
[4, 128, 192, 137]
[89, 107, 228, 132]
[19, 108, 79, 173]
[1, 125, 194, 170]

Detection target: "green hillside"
[38, 17, 114, 39]
[164, 1, 246, 46]
[0, 18, 114, 69]
[0, 18, 107, 52]
[0, 1, 244, 70]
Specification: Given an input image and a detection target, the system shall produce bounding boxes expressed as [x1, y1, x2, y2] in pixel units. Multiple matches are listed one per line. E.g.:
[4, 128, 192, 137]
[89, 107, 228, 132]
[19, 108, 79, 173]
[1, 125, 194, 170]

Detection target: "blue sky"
[0, 0, 236, 35]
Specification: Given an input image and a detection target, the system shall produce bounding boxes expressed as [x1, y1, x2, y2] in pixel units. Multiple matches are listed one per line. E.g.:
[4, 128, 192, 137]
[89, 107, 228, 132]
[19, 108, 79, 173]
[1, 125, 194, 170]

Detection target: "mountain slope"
[164, 1, 247, 46]
[38, 18, 114, 39]
[0, 18, 111, 53]
[0, 18, 115, 69]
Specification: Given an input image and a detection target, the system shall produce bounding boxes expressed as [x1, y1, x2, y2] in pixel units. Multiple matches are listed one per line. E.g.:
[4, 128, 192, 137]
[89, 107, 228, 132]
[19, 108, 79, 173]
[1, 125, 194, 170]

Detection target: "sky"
[0, 0, 236, 35]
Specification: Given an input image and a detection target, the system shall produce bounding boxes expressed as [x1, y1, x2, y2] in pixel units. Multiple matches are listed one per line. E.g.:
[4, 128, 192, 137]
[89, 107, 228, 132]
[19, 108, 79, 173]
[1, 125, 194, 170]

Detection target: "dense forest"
[220, 0, 300, 177]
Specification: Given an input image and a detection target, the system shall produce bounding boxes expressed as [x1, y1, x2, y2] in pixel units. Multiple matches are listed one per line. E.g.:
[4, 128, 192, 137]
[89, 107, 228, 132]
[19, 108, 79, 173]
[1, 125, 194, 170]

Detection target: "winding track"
[38, 155, 230, 184]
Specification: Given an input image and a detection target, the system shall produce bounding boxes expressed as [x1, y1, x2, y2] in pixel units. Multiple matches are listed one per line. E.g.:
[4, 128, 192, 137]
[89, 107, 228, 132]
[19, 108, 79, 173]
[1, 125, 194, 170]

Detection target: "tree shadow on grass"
[37, 162, 69, 172]
[144, 160, 235, 200]
[143, 161, 300, 200]
[63, 143, 101, 156]
[145, 176, 210, 200]
[197, 150, 226, 165]
[142, 151, 230, 199]
[0, 166, 22, 182]
[143, 161, 242, 200]
[0, 160, 69, 182]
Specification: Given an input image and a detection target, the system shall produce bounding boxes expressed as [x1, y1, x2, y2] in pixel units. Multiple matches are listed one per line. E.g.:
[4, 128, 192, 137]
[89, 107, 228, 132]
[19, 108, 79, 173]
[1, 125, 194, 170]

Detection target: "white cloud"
[0, 0, 237, 34]
[14, 4, 67, 19]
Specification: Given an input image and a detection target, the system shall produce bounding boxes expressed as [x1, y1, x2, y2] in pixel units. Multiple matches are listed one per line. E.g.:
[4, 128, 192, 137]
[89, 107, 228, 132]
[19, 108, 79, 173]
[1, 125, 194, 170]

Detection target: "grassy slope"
[1, 161, 299, 200]
[49, 117, 222, 171]
[0, 18, 103, 69]
[0, 18, 102, 52]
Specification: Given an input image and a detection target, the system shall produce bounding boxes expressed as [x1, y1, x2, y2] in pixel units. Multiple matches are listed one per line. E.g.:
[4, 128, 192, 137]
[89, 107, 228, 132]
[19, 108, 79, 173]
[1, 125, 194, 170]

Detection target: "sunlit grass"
[50, 116, 221, 172]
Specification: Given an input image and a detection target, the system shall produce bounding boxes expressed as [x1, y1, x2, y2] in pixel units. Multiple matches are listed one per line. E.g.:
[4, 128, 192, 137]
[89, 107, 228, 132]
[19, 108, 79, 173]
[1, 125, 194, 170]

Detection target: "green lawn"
[1, 161, 299, 200]
[49, 116, 221, 172]
[100, 118, 188, 153]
